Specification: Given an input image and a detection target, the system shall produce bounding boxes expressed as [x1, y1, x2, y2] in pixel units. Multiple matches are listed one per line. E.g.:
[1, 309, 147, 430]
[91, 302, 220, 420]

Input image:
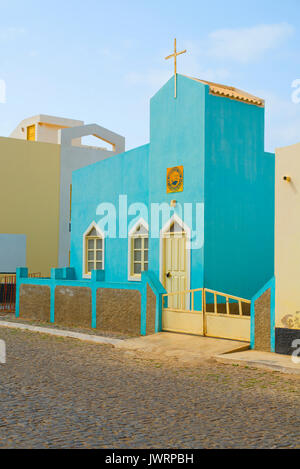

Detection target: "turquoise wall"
[149, 75, 205, 288]
[204, 87, 275, 298]
[71, 144, 149, 281]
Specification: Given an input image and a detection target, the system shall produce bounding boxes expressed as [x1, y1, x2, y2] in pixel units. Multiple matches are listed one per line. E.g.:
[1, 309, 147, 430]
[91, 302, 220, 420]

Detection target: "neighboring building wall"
[0, 234, 26, 273]
[37, 124, 80, 146]
[204, 88, 275, 299]
[275, 142, 300, 353]
[0, 137, 61, 276]
[1, 122, 125, 276]
[59, 124, 125, 153]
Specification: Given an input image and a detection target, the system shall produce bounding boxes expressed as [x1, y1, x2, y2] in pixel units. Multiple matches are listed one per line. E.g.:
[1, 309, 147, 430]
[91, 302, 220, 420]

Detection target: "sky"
[0, 0, 300, 152]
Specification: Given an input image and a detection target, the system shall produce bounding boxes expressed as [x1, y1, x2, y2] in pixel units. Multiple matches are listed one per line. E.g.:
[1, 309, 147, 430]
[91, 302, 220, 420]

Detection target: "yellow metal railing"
[204, 289, 251, 318]
[162, 288, 251, 317]
[162, 288, 204, 314]
[0, 273, 41, 283]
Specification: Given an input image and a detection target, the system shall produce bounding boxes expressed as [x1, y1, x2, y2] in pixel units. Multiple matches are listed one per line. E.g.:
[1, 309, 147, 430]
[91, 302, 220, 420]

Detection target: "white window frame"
[82, 221, 105, 279]
[128, 218, 149, 282]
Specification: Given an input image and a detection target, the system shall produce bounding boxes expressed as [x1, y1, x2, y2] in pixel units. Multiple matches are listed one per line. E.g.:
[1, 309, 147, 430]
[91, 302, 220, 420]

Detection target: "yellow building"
[275, 142, 300, 354]
[0, 138, 61, 276]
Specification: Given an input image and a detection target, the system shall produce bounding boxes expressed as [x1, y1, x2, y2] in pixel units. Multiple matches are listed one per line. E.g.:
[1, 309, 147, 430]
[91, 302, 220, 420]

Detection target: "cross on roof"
[165, 39, 187, 99]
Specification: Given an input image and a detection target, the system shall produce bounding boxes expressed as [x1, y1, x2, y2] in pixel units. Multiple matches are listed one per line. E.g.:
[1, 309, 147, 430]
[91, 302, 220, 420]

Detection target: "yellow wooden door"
[27, 125, 36, 141]
[163, 232, 187, 309]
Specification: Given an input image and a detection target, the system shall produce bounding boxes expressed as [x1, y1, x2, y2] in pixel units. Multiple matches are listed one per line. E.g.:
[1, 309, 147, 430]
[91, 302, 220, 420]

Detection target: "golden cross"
[165, 38, 187, 99]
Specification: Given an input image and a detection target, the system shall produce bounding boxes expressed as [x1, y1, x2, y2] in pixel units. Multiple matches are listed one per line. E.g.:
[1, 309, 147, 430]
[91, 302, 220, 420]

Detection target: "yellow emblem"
[167, 166, 184, 193]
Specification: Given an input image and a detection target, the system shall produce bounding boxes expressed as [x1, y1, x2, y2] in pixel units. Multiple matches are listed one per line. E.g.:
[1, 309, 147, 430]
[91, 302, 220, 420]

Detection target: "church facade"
[68, 74, 275, 341]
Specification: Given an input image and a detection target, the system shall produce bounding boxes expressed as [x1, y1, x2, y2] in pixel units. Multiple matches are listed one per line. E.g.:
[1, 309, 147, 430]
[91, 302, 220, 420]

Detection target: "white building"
[10, 114, 84, 146]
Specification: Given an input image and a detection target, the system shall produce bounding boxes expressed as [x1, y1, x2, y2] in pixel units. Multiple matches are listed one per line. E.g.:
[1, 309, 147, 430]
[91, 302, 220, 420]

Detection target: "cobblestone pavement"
[0, 328, 299, 449]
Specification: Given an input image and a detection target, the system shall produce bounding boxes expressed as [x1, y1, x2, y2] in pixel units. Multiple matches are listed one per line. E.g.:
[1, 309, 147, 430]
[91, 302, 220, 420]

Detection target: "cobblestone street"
[0, 327, 299, 449]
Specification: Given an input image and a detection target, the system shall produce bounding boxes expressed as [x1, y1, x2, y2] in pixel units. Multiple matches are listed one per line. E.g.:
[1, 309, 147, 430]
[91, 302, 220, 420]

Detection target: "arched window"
[83, 223, 105, 277]
[128, 220, 149, 281]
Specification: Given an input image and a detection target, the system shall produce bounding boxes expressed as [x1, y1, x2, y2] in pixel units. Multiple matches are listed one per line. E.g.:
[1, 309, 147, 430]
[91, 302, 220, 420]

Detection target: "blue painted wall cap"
[142, 271, 166, 294]
[63, 267, 76, 280]
[16, 267, 28, 279]
[251, 276, 275, 302]
[51, 268, 64, 280]
[91, 270, 105, 282]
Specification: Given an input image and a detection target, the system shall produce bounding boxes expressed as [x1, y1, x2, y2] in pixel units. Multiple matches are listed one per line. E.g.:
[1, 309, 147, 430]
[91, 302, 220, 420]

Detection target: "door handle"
[166, 272, 172, 278]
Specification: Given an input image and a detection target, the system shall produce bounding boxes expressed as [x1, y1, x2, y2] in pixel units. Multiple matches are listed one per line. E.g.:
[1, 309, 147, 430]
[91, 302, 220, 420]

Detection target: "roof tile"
[185, 76, 265, 107]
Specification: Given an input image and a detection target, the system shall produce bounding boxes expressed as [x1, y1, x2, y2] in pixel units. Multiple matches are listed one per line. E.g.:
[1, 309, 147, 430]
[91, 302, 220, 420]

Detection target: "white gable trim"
[128, 218, 149, 282]
[160, 213, 191, 239]
[128, 218, 149, 237]
[159, 214, 191, 294]
[82, 221, 105, 279]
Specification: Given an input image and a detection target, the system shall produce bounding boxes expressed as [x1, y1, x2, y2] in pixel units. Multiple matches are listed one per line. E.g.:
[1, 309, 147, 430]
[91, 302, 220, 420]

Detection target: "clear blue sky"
[0, 0, 300, 152]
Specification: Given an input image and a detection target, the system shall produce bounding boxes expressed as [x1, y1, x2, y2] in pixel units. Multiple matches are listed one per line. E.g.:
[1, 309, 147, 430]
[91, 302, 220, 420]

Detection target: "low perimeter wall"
[251, 277, 275, 353]
[16, 268, 166, 337]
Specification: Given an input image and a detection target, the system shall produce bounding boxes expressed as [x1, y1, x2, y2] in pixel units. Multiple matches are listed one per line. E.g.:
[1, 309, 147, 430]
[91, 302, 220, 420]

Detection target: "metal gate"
[0, 273, 41, 314]
[0, 275, 17, 313]
[162, 288, 251, 342]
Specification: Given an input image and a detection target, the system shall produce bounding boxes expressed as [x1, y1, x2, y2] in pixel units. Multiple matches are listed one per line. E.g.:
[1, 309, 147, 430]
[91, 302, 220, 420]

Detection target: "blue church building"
[13, 73, 281, 350]
[12, 73, 272, 343]
[70, 74, 274, 298]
